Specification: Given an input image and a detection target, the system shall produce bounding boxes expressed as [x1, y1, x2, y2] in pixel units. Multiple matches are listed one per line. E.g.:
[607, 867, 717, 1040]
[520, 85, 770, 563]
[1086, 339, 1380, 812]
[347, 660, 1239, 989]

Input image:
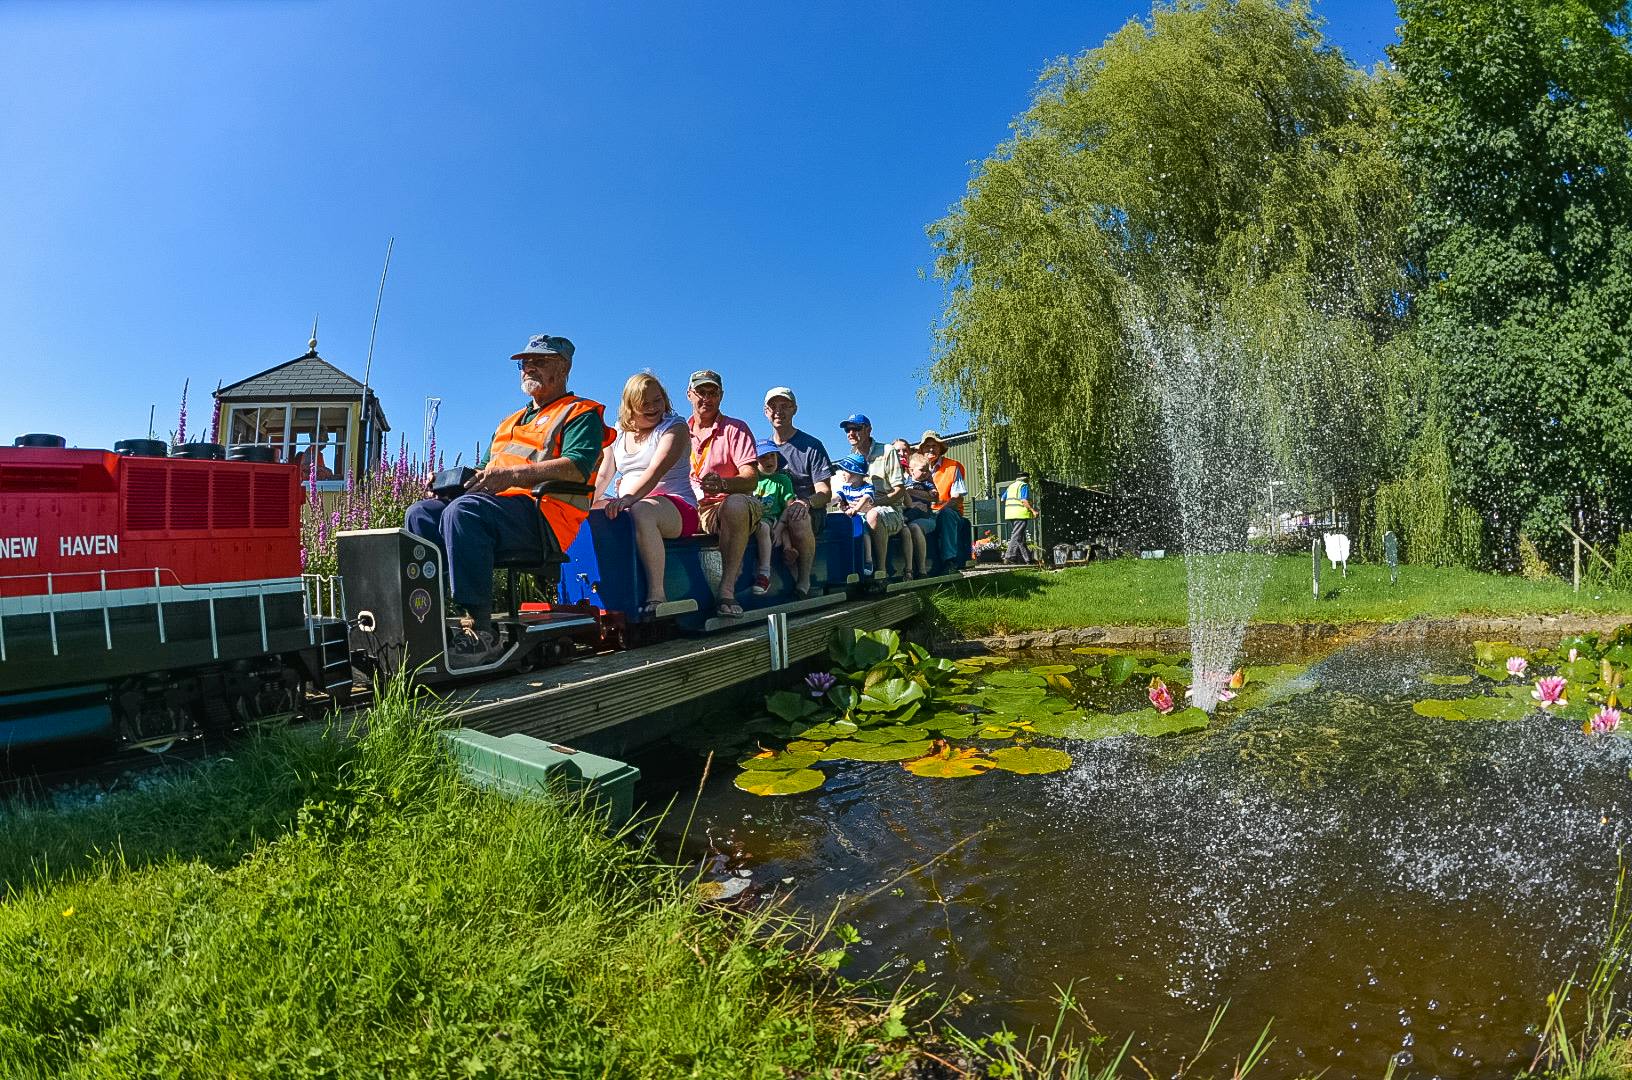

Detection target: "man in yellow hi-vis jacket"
[1002, 472, 1035, 564]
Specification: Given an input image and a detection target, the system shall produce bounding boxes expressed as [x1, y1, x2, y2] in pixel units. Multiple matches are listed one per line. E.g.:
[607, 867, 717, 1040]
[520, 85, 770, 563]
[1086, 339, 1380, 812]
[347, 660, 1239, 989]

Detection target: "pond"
[648, 637, 1632, 1078]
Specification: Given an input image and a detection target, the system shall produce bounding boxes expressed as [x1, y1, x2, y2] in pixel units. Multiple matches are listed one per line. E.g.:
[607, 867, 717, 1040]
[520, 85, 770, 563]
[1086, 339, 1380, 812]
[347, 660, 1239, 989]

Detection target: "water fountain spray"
[1125, 289, 1275, 710]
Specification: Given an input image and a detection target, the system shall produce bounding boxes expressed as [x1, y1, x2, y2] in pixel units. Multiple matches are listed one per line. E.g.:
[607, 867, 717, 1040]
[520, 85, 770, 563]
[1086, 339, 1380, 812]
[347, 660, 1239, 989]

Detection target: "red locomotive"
[0, 435, 351, 751]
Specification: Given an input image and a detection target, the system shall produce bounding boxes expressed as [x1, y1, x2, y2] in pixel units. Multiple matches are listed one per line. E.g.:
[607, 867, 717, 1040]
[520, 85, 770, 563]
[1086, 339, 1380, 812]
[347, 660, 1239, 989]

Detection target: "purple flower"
[805, 671, 838, 698]
[175, 379, 189, 444]
[1506, 656, 1528, 678]
[1589, 706, 1622, 735]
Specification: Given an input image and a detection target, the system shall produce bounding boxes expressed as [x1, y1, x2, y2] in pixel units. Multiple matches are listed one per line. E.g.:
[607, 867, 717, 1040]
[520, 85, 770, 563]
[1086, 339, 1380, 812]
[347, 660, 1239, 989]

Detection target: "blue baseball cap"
[753, 438, 785, 459]
[834, 453, 869, 475]
[839, 413, 871, 430]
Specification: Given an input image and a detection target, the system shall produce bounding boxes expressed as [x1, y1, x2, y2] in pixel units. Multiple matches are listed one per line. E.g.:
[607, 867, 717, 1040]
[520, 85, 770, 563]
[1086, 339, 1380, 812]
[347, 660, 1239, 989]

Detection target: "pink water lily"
[1569, 648, 1580, 663]
[1589, 706, 1622, 735]
[1506, 656, 1528, 678]
[1148, 678, 1176, 715]
[1184, 679, 1236, 704]
[1532, 676, 1569, 710]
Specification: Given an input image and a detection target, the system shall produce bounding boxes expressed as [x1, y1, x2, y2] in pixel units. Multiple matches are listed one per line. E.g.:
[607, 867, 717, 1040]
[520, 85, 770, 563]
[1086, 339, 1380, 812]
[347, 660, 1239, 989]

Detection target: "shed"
[211, 334, 389, 489]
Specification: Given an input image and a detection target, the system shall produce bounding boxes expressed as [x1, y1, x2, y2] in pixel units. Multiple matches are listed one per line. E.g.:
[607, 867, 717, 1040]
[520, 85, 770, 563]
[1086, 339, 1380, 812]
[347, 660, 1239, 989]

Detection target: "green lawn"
[931, 556, 1632, 637]
[0, 684, 909, 1079]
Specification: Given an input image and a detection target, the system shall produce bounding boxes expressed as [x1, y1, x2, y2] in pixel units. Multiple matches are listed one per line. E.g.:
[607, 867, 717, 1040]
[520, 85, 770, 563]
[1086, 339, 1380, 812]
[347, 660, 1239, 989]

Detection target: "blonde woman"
[593, 373, 698, 614]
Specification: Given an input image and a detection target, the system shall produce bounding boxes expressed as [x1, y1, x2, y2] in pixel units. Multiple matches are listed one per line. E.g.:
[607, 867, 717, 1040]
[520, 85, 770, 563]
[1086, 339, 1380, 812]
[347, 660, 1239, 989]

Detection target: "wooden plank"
[447, 593, 922, 744]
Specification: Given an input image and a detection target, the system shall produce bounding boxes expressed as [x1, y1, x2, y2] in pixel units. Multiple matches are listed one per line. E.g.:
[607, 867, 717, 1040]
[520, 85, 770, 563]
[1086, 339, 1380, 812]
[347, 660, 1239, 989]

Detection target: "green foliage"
[1393, 0, 1632, 561]
[928, 0, 1413, 504]
[1371, 415, 1484, 567]
[1613, 531, 1632, 591]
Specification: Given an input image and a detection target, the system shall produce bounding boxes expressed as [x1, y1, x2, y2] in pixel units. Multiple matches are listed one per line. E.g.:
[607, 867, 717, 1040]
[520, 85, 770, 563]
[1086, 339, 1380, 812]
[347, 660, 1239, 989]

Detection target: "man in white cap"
[762, 386, 833, 598]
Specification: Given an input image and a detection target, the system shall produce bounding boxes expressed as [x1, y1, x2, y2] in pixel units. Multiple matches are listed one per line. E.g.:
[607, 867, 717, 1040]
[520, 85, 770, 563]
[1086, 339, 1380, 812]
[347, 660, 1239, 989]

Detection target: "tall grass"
[0, 679, 910, 1077]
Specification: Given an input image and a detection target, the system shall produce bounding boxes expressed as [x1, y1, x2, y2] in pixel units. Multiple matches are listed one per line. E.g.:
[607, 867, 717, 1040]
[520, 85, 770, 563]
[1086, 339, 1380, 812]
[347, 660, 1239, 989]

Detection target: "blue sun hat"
[754, 438, 785, 460]
[834, 452, 869, 476]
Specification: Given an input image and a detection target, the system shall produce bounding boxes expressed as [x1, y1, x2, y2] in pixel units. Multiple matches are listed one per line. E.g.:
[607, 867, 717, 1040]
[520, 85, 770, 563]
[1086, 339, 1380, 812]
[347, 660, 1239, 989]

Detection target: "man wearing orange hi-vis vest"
[405, 333, 613, 667]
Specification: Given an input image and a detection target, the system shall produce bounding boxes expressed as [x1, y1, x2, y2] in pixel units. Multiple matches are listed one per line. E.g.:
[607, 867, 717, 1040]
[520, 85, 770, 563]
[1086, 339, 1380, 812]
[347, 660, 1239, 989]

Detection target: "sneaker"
[750, 573, 771, 596]
[449, 626, 505, 669]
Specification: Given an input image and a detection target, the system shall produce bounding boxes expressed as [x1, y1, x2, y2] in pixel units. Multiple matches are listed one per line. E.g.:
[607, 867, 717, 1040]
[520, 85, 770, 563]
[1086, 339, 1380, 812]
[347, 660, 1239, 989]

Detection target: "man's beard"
[521, 376, 543, 396]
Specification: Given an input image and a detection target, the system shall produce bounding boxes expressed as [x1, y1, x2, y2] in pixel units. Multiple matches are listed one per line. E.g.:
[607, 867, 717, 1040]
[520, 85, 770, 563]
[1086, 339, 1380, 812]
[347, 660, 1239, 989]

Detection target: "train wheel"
[120, 701, 189, 754]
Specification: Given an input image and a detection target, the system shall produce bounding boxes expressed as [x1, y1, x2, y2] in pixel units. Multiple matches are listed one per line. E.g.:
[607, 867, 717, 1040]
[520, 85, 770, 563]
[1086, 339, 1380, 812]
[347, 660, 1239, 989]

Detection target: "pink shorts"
[659, 492, 700, 536]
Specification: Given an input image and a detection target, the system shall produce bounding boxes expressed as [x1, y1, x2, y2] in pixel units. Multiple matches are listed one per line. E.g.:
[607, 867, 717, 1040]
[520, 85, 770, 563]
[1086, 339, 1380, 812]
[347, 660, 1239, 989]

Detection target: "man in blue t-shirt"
[762, 386, 833, 598]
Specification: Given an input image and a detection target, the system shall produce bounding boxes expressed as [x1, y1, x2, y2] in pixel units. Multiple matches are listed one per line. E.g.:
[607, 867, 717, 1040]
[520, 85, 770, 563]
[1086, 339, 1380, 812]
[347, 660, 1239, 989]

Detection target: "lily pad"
[851, 724, 930, 744]
[1424, 674, 1473, 686]
[1474, 666, 1513, 683]
[976, 725, 1018, 739]
[733, 768, 827, 796]
[918, 710, 975, 731]
[1044, 673, 1075, 694]
[859, 677, 927, 713]
[766, 690, 822, 723]
[903, 744, 995, 778]
[738, 749, 822, 771]
[796, 720, 859, 740]
[953, 655, 1011, 668]
[1103, 654, 1139, 685]
[784, 740, 827, 753]
[1029, 664, 1077, 675]
[1412, 696, 1531, 722]
[932, 722, 978, 739]
[1030, 706, 1209, 740]
[984, 670, 1049, 688]
[1131, 706, 1212, 737]
[822, 739, 936, 762]
[988, 746, 1073, 775]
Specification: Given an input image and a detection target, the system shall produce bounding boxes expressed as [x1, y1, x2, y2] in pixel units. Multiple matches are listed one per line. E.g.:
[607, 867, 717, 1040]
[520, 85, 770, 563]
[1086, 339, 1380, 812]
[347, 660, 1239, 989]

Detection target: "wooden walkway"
[444, 592, 924, 745]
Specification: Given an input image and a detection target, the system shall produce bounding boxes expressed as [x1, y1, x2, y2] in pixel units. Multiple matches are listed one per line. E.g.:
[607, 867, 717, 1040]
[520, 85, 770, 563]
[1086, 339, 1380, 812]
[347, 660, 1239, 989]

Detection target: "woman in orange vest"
[917, 430, 971, 572]
[404, 333, 613, 668]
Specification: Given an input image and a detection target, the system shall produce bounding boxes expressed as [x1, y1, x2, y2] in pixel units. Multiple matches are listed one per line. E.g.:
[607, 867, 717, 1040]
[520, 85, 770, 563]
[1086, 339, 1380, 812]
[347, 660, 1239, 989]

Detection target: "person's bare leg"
[865, 510, 890, 578]
[716, 493, 753, 603]
[755, 520, 772, 576]
[785, 510, 817, 593]
[628, 497, 681, 606]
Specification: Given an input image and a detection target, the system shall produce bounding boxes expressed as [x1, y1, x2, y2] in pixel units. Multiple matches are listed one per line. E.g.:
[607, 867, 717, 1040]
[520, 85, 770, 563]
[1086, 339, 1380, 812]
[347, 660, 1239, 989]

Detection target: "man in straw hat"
[917, 429, 970, 572]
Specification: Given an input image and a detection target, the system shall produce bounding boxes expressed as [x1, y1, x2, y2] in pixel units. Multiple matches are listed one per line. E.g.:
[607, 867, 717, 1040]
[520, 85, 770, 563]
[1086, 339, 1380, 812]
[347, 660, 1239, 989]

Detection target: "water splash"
[1126, 297, 1274, 709]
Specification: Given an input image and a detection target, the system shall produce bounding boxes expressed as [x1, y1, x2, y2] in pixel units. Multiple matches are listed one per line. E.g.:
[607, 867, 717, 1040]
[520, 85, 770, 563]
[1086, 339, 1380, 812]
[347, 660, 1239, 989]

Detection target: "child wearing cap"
[833, 452, 895, 580]
[751, 439, 796, 596]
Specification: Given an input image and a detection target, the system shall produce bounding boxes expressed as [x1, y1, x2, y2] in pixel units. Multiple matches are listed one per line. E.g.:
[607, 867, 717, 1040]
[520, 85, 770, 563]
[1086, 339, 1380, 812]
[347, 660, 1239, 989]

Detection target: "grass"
[932, 556, 1632, 637]
[0, 682, 913, 1079]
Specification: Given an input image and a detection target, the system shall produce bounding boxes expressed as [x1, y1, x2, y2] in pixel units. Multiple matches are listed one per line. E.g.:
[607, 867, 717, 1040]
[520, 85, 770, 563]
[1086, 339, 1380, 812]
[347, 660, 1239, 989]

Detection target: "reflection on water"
[652, 641, 1632, 1078]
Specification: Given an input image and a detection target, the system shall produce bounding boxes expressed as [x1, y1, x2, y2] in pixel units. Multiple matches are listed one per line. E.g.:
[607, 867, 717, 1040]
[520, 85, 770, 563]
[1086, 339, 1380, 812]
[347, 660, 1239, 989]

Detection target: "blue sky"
[0, 0, 1399, 463]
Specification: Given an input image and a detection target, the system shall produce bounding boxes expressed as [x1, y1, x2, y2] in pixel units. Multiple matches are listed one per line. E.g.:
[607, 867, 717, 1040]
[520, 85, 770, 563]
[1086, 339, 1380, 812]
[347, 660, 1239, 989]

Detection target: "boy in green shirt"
[751, 438, 796, 596]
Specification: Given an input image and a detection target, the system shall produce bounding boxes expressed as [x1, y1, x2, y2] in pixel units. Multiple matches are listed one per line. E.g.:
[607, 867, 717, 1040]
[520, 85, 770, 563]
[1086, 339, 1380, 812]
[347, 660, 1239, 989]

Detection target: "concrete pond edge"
[958, 613, 1632, 655]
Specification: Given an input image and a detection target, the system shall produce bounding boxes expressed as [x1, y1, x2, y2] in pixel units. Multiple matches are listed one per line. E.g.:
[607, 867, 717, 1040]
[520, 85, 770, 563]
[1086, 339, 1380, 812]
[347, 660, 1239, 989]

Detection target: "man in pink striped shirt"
[686, 369, 761, 618]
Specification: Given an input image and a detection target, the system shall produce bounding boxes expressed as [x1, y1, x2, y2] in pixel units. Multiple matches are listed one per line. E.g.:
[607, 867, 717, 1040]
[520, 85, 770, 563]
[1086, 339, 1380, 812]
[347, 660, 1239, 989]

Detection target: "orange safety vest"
[931, 458, 965, 514]
[487, 393, 614, 551]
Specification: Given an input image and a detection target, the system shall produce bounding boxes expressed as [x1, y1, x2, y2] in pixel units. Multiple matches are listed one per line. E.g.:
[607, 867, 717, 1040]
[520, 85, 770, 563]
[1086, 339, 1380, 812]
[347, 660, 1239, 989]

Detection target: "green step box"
[442, 728, 641, 825]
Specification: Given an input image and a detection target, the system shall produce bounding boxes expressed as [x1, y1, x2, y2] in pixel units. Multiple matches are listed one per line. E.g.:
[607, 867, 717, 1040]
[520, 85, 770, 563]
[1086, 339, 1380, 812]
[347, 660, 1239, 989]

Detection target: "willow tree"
[928, 0, 1415, 514]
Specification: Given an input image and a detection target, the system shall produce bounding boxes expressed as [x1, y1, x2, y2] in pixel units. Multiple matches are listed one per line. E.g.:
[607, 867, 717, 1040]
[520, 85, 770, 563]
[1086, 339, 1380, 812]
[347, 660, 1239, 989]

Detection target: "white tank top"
[613, 414, 696, 505]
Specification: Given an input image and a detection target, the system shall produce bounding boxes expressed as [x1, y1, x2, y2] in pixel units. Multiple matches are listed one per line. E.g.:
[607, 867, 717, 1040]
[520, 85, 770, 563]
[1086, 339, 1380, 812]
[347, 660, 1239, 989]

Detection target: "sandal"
[793, 584, 812, 601]
[716, 599, 744, 618]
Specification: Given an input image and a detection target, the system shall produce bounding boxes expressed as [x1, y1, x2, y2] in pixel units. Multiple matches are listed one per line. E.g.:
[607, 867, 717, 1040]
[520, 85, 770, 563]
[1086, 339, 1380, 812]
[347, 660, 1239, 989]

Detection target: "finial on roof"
[308, 314, 319, 354]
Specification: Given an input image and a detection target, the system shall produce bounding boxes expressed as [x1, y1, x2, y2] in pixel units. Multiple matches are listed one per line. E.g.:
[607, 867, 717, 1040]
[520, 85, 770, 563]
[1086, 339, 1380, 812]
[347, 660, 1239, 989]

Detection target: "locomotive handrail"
[0, 569, 306, 662]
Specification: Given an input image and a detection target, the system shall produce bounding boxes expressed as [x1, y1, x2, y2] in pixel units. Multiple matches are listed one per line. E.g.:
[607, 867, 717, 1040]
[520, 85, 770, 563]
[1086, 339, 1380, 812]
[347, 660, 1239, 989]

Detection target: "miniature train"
[0, 435, 970, 752]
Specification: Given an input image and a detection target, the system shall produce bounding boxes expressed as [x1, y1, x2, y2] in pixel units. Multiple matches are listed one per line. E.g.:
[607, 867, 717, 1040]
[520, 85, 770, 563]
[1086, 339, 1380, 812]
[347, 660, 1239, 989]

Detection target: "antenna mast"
[358, 238, 394, 488]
